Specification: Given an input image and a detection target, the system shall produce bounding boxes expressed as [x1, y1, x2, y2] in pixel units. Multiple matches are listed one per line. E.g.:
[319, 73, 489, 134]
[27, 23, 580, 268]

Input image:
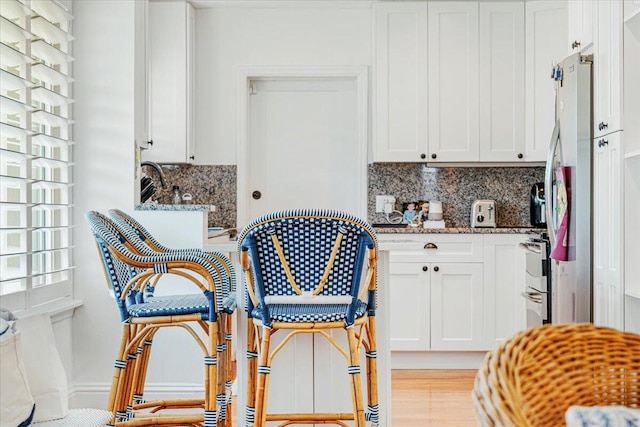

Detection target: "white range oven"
[519, 233, 552, 327]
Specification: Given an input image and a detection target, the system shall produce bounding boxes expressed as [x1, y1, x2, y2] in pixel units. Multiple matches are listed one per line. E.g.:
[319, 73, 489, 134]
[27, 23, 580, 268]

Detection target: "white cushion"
[17, 314, 69, 423]
[0, 316, 36, 427]
[566, 405, 640, 427]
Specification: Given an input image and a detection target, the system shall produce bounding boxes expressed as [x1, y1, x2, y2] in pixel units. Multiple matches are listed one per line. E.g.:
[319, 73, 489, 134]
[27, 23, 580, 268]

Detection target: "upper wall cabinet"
[568, 0, 595, 53]
[593, 0, 623, 138]
[373, 1, 560, 164]
[525, 1, 568, 162]
[478, 2, 525, 162]
[374, 2, 428, 162]
[144, 0, 195, 164]
[427, 2, 480, 163]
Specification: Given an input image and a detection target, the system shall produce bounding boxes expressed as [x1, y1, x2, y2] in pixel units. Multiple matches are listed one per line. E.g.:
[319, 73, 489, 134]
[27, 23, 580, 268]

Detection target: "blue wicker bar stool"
[108, 208, 236, 424]
[86, 211, 231, 427]
[237, 209, 379, 427]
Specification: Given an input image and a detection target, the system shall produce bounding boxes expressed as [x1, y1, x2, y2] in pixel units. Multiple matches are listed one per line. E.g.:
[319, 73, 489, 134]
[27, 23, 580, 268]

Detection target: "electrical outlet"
[376, 195, 396, 213]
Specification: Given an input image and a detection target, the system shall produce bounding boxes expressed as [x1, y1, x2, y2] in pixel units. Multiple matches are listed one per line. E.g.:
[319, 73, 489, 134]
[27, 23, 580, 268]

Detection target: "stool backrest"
[85, 211, 143, 320]
[238, 209, 377, 323]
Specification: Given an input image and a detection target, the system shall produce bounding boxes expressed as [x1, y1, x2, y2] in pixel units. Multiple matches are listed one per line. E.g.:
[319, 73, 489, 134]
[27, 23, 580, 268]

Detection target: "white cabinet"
[525, 1, 569, 162]
[145, 0, 195, 164]
[389, 262, 430, 350]
[593, 0, 623, 138]
[568, 0, 595, 53]
[384, 234, 526, 352]
[427, 2, 479, 163]
[593, 131, 624, 329]
[478, 2, 525, 162]
[373, 2, 428, 162]
[430, 263, 485, 350]
[483, 234, 527, 347]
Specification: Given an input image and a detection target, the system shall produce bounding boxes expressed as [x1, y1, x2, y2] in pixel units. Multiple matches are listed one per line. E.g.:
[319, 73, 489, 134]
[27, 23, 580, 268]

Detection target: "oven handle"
[518, 242, 542, 254]
[521, 291, 543, 304]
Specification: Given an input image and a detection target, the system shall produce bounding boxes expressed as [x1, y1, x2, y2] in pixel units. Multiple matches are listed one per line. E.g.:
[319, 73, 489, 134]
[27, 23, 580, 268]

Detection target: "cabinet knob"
[420, 153, 426, 159]
[147, 139, 153, 146]
[433, 266, 439, 272]
[252, 190, 262, 200]
[598, 122, 609, 131]
[189, 155, 195, 160]
[572, 40, 581, 49]
[424, 243, 438, 249]
[598, 139, 609, 148]
[422, 266, 428, 272]
[517, 153, 523, 159]
[431, 153, 437, 159]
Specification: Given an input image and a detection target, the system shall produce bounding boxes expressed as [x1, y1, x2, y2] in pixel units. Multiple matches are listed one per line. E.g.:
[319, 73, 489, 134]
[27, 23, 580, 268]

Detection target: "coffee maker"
[530, 182, 546, 227]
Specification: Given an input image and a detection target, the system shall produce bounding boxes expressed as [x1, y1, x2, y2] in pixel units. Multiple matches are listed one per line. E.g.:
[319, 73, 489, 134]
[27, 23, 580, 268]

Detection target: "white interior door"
[247, 78, 361, 221]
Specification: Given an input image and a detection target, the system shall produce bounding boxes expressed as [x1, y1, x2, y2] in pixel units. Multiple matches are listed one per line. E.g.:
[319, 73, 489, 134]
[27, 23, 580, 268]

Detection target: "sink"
[372, 223, 408, 229]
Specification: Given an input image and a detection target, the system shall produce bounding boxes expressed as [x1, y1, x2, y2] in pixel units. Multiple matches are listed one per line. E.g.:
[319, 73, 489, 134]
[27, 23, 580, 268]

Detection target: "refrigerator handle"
[545, 120, 560, 250]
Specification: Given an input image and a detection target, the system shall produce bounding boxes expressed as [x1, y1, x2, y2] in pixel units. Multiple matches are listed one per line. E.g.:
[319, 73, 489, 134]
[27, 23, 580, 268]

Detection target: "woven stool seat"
[254, 301, 368, 323]
[128, 294, 210, 318]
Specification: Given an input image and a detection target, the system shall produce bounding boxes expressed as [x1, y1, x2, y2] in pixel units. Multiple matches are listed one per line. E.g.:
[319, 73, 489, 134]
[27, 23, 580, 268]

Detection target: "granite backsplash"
[143, 163, 544, 229]
[368, 164, 545, 227]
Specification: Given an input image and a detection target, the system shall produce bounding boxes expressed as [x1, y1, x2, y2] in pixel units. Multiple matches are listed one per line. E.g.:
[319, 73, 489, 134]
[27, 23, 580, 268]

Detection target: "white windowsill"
[13, 297, 84, 323]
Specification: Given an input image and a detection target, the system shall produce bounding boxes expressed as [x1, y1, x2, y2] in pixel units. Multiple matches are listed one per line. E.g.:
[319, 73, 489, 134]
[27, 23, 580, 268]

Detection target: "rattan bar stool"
[237, 209, 379, 427]
[86, 211, 232, 427]
[473, 323, 640, 427]
[108, 208, 236, 423]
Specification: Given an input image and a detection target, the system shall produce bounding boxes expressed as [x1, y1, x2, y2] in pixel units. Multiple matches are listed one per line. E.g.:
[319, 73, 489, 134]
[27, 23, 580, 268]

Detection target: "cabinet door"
[428, 2, 479, 162]
[479, 2, 525, 162]
[593, 131, 623, 329]
[483, 234, 527, 348]
[568, 0, 595, 53]
[374, 3, 428, 162]
[146, 1, 193, 163]
[525, 1, 568, 162]
[430, 262, 484, 351]
[594, 0, 623, 137]
[134, 0, 149, 151]
[388, 261, 430, 351]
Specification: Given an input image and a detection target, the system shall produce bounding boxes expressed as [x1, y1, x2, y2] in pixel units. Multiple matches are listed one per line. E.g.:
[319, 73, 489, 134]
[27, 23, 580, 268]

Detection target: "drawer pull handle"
[424, 243, 438, 249]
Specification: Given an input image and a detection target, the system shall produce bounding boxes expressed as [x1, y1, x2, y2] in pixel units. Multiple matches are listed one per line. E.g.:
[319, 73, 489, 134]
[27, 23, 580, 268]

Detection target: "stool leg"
[254, 327, 272, 427]
[365, 318, 379, 427]
[205, 320, 220, 427]
[217, 318, 228, 427]
[246, 321, 258, 427]
[347, 326, 366, 427]
[224, 313, 234, 427]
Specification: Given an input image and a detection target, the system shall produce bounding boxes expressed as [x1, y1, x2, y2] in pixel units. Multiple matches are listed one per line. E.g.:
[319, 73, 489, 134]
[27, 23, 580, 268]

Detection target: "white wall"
[194, 4, 373, 164]
[71, 0, 137, 407]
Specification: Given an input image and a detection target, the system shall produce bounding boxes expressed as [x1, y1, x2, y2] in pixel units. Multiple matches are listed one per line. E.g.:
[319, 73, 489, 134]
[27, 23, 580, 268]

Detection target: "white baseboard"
[391, 351, 486, 369]
[68, 383, 206, 409]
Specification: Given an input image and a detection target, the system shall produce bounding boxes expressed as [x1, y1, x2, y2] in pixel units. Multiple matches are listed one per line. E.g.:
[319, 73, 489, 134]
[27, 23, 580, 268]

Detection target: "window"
[0, 0, 73, 311]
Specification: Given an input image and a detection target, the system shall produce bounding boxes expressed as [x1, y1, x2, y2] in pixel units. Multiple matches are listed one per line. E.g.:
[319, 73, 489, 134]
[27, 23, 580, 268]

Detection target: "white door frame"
[236, 65, 369, 227]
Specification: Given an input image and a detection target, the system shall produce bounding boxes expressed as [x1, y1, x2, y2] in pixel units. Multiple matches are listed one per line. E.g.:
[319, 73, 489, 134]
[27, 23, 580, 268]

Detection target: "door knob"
[252, 190, 262, 200]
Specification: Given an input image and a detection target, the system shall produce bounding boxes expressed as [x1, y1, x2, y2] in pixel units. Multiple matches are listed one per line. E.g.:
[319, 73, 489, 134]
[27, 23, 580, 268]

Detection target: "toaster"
[471, 200, 497, 228]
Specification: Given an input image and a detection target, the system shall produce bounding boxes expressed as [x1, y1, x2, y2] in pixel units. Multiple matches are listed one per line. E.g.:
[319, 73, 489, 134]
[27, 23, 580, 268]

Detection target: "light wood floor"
[391, 369, 478, 426]
[231, 369, 478, 426]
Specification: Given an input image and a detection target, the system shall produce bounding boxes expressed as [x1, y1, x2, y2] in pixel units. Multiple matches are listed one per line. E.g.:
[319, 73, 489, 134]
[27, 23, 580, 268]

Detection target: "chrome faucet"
[140, 161, 167, 188]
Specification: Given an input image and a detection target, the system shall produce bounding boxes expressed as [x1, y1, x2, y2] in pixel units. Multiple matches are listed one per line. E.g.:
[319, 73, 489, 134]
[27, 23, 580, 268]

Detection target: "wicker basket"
[473, 323, 640, 427]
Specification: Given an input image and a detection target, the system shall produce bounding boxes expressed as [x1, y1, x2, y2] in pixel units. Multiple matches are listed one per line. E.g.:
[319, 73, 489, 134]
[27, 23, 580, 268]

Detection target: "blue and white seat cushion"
[566, 405, 640, 427]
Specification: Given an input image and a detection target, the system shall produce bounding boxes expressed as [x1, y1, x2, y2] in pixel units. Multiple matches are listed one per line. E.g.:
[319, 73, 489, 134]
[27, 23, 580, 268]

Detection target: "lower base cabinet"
[385, 233, 527, 353]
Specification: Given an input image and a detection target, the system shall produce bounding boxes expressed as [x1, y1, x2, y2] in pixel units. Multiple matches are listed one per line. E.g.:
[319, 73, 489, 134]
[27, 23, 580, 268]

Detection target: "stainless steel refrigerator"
[545, 52, 593, 323]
